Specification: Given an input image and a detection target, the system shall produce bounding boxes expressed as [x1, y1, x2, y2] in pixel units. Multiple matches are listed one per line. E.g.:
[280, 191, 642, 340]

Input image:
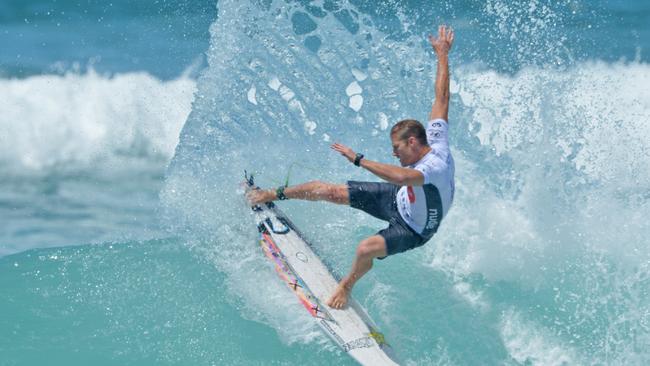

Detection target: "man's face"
[391, 135, 417, 166]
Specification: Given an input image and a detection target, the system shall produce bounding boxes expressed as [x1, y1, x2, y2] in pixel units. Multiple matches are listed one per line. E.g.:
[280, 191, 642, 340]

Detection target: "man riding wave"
[248, 25, 455, 309]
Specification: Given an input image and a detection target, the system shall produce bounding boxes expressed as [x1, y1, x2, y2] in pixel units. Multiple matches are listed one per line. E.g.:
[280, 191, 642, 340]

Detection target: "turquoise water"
[2, 0, 650, 365]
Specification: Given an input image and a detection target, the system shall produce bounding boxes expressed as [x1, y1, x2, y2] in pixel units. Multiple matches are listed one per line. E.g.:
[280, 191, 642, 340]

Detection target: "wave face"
[0, 239, 342, 365]
[158, 0, 650, 364]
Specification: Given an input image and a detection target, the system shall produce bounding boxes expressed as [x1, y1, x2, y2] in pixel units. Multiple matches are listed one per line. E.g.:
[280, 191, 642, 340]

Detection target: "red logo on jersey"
[407, 186, 415, 203]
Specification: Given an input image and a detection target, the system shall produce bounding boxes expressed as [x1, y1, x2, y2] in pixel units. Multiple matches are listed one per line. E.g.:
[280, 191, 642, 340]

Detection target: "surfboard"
[245, 175, 400, 366]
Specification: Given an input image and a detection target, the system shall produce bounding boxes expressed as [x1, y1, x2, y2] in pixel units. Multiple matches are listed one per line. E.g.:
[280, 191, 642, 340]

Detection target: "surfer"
[248, 25, 455, 309]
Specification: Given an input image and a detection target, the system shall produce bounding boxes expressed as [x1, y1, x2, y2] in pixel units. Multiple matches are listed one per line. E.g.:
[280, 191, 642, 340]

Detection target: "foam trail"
[500, 309, 578, 365]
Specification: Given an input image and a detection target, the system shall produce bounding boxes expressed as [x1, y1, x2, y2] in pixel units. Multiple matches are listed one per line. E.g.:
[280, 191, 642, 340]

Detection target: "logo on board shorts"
[425, 208, 439, 229]
[407, 186, 415, 203]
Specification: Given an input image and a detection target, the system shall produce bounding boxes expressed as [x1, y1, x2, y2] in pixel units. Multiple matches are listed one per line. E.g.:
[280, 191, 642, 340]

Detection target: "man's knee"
[331, 184, 349, 204]
[306, 180, 328, 196]
[308, 180, 348, 204]
[356, 236, 387, 259]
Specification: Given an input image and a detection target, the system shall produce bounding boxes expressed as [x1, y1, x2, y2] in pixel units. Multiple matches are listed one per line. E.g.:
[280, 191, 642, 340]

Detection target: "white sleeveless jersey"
[396, 119, 455, 237]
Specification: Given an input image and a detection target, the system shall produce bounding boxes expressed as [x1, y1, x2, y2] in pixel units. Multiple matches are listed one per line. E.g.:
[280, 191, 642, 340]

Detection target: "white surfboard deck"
[247, 183, 400, 365]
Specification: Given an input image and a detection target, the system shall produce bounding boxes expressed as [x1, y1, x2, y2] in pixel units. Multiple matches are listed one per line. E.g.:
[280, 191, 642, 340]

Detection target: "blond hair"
[390, 119, 427, 146]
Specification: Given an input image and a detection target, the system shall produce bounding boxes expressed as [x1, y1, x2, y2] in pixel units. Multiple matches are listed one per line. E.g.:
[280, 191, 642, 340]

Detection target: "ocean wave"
[0, 70, 196, 173]
[160, 0, 650, 362]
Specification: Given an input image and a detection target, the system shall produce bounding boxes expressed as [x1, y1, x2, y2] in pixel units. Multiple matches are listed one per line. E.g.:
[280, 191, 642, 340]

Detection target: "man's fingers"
[331, 143, 350, 157]
[430, 26, 455, 49]
[429, 34, 439, 49]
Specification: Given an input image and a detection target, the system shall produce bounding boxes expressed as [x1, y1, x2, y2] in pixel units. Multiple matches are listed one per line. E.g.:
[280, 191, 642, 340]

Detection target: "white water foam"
[0, 70, 196, 172]
[501, 309, 579, 365]
[427, 61, 650, 364]
[430, 61, 650, 282]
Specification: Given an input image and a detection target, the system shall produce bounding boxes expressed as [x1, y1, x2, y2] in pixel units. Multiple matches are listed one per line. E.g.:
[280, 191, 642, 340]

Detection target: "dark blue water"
[0, 0, 216, 78]
[2, 0, 649, 79]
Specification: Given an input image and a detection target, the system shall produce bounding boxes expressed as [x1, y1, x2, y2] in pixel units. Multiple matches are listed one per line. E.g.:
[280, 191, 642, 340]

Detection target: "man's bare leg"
[247, 180, 349, 205]
[247, 181, 384, 309]
[327, 235, 387, 309]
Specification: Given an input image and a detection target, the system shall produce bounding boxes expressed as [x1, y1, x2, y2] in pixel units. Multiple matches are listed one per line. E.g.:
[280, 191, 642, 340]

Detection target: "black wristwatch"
[276, 186, 288, 200]
[353, 153, 364, 167]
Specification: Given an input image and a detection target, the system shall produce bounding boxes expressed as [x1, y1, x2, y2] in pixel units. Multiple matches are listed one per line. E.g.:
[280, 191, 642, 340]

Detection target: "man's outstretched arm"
[428, 25, 454, 122]
[331, 143, 424, 186]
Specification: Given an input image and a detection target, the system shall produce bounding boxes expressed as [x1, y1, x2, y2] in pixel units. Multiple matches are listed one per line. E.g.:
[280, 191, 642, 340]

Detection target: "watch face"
[354, 153, 363, 165]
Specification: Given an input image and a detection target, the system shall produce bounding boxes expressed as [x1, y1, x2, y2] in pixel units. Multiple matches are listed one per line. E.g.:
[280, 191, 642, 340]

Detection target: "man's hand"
[246, 188, 275, 205]
[331, 143, 356, 163]
[428, 25, 454, 56]
[428, 25, 453, 122]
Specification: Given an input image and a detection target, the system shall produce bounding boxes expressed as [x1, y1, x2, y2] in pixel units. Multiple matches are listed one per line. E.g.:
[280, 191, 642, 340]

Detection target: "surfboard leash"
[247, 160, 323, 190]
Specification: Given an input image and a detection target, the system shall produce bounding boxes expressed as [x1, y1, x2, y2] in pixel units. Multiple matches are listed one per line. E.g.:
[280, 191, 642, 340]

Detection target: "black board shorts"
[347, 181, 429, 258]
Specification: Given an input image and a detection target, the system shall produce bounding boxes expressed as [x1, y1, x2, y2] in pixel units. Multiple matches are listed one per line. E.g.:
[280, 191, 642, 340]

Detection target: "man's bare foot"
[327, 283, 351, 309]
[246, 189, 275, 205]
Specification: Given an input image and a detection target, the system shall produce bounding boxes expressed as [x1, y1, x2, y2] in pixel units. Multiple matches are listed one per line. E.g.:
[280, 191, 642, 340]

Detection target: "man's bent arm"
[428, 26, 454, 122]
[359, 158, 424, 186]
[330, 142, 424, 186]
